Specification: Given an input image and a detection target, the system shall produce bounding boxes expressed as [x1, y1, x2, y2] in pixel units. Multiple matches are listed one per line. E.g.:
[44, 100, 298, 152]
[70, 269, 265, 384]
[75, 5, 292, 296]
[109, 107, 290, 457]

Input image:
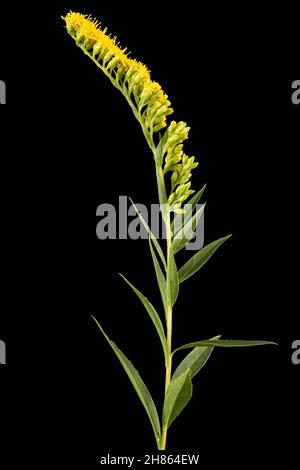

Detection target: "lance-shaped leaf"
[167, 250, 179, 307]
[172, 203, 205, 255]
[130, 197, 167, 272]
[149, 235, 168, 317]
[91, 316, 161, 446]
[173, 339, 277, 354]
[172, 335, 221, 380]
[119, 274, 169, 363]
[163, 369, 193, 430]
[171, 184, 207, 237]
[178, 235, 232, 283]
[155, 163, 169, 223]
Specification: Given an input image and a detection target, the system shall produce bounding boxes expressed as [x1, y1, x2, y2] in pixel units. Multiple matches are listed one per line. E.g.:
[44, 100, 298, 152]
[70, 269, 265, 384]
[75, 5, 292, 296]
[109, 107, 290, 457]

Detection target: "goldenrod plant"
[62, 12, 276, 450]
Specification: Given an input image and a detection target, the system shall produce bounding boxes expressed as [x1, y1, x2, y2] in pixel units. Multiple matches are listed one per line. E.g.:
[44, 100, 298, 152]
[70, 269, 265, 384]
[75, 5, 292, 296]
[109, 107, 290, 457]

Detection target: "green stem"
[160, 210, 173, 451]
[80, 44, 172, 449]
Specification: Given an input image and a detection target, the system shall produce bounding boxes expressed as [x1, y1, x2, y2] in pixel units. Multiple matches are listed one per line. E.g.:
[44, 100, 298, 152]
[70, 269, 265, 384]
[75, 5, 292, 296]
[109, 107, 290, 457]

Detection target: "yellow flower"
[62, 12, 172, 135]
[62, 12, 199, 211]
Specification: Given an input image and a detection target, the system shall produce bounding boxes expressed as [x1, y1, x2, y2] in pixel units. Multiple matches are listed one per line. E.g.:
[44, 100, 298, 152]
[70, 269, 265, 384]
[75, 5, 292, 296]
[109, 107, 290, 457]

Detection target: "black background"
[0, 1, 299, 467]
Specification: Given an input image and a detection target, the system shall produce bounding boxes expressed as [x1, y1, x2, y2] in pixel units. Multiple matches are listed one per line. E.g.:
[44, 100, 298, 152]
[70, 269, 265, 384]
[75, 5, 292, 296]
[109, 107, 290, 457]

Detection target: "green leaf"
[163, 369, 193, 430]
[172, 203, 206, 255]
[178, 235, 232, 283]
[130, 197, 167, 272]
[155, 131, 167, 167]
[172, 335, 221, 380]
[119, 274, 169, 363]
[171, 184, 206, 236]
[173, 339, 278, 354]
[167, 250, 179, 307]
[91, 316, 161, 445]
[148, 235, 168, 317]
[155, 163, 169, 223]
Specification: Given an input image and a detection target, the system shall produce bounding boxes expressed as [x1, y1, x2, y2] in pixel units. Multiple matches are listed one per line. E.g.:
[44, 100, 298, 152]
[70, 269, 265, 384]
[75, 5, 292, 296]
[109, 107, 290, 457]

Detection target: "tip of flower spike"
[62, 11, 173, 136]
[62, 12, 151, 74]
[62, 12, 167, 82]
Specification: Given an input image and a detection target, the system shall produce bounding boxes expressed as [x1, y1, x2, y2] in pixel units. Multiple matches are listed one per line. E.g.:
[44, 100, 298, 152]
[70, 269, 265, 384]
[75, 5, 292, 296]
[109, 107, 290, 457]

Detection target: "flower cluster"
[160, 122, 199, 212]
[63, 12, 199, 213]
[63, 12, 173, 135]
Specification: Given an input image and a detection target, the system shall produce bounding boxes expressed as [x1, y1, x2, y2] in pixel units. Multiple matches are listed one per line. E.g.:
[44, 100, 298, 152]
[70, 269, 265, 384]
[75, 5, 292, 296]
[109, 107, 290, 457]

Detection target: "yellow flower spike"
[62, 11, 198, 211]
[62, 12, 172, 144]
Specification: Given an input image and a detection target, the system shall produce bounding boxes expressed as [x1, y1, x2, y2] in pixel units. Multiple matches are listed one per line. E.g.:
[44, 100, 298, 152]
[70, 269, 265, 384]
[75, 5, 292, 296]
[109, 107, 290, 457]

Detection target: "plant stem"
[78, 50, 173, 448]
[160, 212, 173, 451]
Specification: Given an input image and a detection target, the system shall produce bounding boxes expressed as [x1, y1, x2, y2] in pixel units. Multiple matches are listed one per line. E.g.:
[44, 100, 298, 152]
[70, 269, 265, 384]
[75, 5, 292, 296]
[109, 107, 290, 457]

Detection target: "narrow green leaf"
[130, 197, 167, 272]
[171, 184, 207, 236]
[172, 335, 221, 380]
[173, 339, 278, 354]
[172, 203, 205, 255]
[154, 131, 167, 167]
[155, 163, 169, 223]
[119, 274, 169, 363]
[163, 369, 193, 430]
[167, 250, 179, 307]
[91, 316, 161, 445]
[148, 235, 168, 317]
[178, 235, 232, 283]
